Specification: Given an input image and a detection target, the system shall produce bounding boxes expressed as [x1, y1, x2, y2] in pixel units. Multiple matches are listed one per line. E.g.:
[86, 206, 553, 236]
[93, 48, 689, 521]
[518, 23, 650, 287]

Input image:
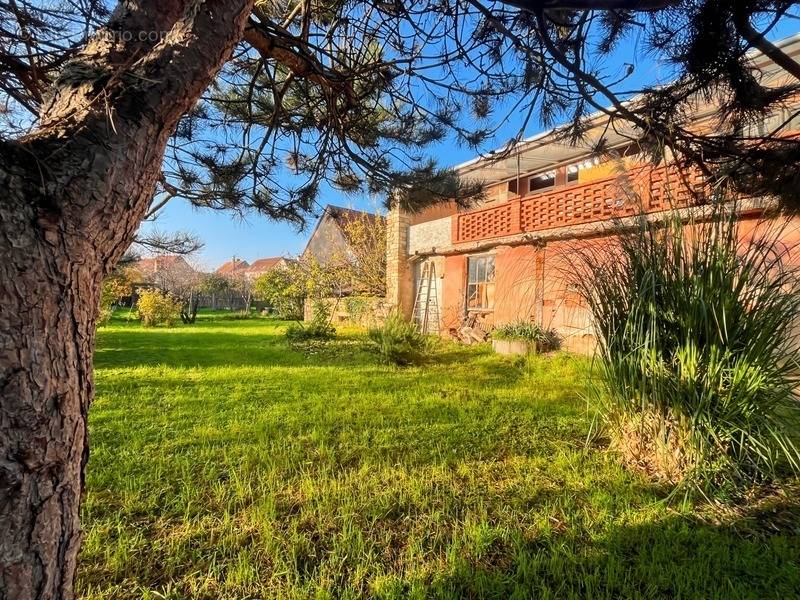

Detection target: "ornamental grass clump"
[492, 321, 560, 352]
[368, 310, 430, 365]
[572, 204, 800, 497]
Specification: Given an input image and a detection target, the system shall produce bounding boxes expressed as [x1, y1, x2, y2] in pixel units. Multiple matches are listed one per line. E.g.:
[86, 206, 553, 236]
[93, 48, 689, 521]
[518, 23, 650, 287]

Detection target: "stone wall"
[304, 296, 390, 327]
[408, 216, 452, 254]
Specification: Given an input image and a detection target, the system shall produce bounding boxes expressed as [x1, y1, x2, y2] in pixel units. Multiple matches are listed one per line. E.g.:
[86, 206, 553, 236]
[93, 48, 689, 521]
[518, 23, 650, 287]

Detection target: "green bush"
[252, 268, 305, 320]
[136, 288, 181, 327]
[285, 300, 335, 341]
[492, 321, 560, 351]
[97, 306, 113, 326]
[368, 310, 430, 365]
[572, 205, 800, 497]
[97, 273, 131, 327]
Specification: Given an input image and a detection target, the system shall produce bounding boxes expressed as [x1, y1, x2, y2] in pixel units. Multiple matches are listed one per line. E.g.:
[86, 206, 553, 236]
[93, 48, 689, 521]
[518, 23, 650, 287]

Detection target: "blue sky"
[138, 19, 800, 271]
[140, 150, 479, 270]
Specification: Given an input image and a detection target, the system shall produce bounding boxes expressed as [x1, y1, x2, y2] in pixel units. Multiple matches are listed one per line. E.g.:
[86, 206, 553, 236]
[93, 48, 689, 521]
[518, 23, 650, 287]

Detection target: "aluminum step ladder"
[412, 261, 440, 334]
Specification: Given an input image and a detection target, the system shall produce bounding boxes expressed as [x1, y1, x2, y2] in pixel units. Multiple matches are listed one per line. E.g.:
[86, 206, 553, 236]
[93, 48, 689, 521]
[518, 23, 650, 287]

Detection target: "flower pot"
[492, 338, 535, 356]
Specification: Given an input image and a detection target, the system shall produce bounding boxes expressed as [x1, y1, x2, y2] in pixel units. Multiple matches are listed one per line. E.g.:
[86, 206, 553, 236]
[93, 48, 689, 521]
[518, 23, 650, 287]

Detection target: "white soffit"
[457, 126, 633, 185]
[456, 32, 800, 187]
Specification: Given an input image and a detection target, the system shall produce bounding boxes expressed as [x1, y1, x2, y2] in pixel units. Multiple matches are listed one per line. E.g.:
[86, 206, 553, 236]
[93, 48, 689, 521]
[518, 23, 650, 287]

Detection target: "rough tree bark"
[0, 0, 254, 597]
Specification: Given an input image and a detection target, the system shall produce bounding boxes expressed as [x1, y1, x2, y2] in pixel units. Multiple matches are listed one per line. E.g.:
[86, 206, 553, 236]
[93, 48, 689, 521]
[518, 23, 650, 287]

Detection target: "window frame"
[566, 165, 579, 183]
[528, 171, 556, 193]
[465, 254, 496, 313]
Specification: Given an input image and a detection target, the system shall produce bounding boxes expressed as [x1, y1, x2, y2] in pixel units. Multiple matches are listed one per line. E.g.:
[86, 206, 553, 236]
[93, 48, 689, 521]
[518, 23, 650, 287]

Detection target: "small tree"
[293, 210, 388, 311]
[253, 267, 305, 320]
[148, 258, 204, 324]
[225, 270, 255, 314]
[198, 273, 231, 310]
[298, 256, 344, 301]
[330, 211, 387, 297]
[136, 288, 181, 327]
[98, 267, 138, 325]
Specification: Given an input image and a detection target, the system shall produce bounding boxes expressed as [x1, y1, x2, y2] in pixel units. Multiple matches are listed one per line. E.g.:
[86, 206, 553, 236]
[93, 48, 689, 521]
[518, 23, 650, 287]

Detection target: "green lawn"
[80, 314, 800, 599]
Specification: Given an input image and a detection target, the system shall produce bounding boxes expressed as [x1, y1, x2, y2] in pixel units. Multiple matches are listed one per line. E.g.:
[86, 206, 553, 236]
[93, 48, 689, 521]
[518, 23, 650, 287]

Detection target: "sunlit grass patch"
[79, 314, 800, 599]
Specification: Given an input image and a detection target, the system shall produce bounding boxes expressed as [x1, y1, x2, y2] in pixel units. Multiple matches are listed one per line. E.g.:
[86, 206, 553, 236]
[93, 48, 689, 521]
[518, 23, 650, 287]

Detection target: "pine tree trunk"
[0, 182, 100, 599]
[0, 0, 253, 596]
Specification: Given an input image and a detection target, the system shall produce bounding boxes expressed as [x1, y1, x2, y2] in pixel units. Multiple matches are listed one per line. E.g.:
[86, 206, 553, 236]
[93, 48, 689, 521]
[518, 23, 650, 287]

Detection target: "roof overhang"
[455, 32, 800, 187]
[456, 122, 636, 186]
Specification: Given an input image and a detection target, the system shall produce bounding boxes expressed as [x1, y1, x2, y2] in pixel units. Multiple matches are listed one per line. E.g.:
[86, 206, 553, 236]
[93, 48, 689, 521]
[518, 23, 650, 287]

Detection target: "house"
[216, 257, 249, 275]
[244, 257, 294, 280]
[302, 205, 384, 266]
[386, 35, 800, 352]
[134, 255, 195, 281]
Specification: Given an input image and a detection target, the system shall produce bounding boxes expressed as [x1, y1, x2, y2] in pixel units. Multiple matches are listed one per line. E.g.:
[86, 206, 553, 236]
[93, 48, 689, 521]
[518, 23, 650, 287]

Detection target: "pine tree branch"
[242, 18, 357, 107]
[734, 13, 800, 81]
[496, 0, 676, 11]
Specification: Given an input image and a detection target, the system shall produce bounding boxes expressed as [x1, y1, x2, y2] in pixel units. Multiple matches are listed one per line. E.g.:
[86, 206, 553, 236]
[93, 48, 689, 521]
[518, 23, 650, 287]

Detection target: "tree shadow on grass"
[423, 496, 800, 600]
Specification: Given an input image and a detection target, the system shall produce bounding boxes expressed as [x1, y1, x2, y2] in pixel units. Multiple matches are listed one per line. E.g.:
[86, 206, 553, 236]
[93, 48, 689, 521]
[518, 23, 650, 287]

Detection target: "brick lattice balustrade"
[455, 165, 707, 243]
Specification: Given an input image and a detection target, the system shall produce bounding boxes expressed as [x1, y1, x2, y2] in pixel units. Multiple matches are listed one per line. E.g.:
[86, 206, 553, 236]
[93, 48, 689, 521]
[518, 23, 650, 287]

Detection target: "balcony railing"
[454, 165, 707, 244]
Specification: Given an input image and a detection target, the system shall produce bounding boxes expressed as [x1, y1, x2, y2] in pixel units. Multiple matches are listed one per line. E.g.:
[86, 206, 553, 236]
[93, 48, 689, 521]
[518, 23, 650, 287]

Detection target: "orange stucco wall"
[738, 215, 800, 267]
[492, 246, 540, 324]
[432, 215, 800, 353]
[536, 239, 604, 353]
[441, 255, 466, 330]
[438, 241, 601, 351]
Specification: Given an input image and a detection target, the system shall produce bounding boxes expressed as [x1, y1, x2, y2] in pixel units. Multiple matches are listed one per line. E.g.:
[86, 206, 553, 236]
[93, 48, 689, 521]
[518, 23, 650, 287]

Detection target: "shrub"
[97, 273, 133, 327]
[285, 300, 335, 341]
[571, 205, 800, 497]
[368, 310, 430, 365]
[492, 321, 560, 351]
[252, 268, 305, 320]
[136, 288, 181, 327]
[97, 306, 113, 326]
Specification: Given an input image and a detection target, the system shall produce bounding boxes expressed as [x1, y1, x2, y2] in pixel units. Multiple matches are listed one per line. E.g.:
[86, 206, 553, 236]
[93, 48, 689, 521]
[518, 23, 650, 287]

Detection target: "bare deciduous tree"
[145, 257, 204, 322]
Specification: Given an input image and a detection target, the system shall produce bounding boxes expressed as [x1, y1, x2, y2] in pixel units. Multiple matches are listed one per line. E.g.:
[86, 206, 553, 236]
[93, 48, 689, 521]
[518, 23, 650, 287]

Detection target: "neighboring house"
[386, 35, 800, 352]
[245, 257, 294, 280]
[134, 255, 196, 286]
[216, 257, 250, 275]
[301, 205, 388, 321]
[302, 205, 384, 266]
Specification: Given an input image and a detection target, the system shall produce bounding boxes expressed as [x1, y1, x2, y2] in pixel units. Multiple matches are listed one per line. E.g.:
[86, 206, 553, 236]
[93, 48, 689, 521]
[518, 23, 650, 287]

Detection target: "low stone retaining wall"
[304, 296, 390, 327]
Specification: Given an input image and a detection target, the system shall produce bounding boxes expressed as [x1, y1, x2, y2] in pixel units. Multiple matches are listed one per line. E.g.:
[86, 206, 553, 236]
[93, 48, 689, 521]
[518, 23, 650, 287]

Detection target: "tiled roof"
[246, 257, 283, 273]
[134, 255, 191, 275]
[216, 258, 250, 274]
